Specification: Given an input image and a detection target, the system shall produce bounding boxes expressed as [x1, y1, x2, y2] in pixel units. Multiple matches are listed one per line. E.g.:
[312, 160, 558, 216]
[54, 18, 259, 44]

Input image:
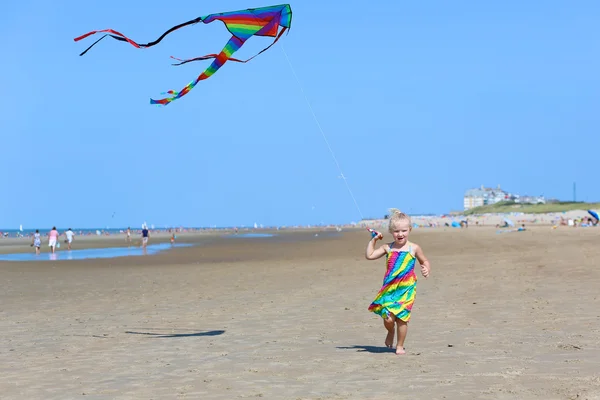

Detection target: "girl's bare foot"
[385, 330, 394, 348]
[396, 346, 406, 355]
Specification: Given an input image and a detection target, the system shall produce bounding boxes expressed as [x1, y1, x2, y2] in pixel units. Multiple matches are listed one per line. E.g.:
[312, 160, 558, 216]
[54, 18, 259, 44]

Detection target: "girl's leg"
[396, 319, 408, 355]
[383, 314, 395, 348]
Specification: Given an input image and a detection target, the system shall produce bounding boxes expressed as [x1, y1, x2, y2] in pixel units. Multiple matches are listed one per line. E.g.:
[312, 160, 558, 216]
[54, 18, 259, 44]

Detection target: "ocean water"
[0, 227, 218, 238]
[225, 233, 275, 238]
[0, 226, 283, 238]
[0, 229, 345, 262]
[0, 243, 193, 262]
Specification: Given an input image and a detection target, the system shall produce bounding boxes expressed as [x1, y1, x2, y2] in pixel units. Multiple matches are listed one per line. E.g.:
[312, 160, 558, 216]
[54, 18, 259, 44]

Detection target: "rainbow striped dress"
[368, 245, 417, 322]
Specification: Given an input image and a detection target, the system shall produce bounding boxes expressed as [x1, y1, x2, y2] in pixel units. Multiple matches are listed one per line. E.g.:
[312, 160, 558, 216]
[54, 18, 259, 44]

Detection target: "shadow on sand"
[336, 345, 395, 354]
[337, 345, 420, 355]
[125, 329, 225, 338]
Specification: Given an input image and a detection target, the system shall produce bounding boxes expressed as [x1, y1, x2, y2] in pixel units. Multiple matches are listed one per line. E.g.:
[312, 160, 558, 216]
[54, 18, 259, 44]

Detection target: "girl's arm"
[365, 234, 387, 260]
[414, 244, 431, 277]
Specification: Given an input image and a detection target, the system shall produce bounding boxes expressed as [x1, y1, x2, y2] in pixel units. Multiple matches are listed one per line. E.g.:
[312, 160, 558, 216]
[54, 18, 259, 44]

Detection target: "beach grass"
[462, 201, 600, 215]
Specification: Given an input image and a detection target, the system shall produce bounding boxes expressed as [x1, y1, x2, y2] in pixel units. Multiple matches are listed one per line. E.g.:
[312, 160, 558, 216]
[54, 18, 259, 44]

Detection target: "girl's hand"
[369, 229, 383, 241]
[421, 264, 430, 278]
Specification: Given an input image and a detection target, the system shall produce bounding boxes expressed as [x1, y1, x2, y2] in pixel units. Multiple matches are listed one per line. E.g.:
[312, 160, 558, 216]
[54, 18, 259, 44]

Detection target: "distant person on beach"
[364, 208, 431, 355]
[141, 227, 149, 248]
[31, 229, 41, 255]
[64, 228, 75, 250]
[126, 227, 132, 244]
[48, 227, 59, 254]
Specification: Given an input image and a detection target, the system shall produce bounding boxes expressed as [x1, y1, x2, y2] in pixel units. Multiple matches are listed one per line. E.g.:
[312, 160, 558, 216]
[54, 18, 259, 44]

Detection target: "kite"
[74, 4, 292, 105]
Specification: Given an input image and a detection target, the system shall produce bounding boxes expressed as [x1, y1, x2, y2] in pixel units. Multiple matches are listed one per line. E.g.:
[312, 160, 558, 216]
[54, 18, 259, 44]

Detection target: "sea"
[0, 224, 343, 238]
[0, 227, 229, 238]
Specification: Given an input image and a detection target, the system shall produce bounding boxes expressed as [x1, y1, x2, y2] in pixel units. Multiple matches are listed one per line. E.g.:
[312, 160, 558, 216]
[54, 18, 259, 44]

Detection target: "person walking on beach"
[31, 229, 41, 255]
[126, 227, 132, 244]
[365, 208, 431, 355]
[48, 226, 59, 254]
[64, 228, 75, 250]
[141, 226, 149, 248]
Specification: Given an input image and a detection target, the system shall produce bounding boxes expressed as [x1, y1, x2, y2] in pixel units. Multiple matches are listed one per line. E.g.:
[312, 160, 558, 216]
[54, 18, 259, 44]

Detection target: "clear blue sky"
[1, 0, 598, 229]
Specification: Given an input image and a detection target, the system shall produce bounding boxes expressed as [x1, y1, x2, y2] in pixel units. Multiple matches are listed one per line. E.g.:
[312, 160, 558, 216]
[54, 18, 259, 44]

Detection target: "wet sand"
[1, 227, 599, 399]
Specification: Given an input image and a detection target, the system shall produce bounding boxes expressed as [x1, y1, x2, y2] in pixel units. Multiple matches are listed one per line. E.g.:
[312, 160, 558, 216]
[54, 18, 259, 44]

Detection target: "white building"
[463, 185, 511, 210]
[463, 188, 486, 210]
[463, 185, 546, 210]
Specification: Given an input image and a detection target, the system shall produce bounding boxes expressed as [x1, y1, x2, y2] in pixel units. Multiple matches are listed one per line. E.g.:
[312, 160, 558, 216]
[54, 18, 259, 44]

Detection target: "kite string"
[280, 43, 364, 221]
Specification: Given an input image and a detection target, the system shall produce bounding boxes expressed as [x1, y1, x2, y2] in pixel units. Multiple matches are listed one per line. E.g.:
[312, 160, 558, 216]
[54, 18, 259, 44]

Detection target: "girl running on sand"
[365, 208, 431, 355]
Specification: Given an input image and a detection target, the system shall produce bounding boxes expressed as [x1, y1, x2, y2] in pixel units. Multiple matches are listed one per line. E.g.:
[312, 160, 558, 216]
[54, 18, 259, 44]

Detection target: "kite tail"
[74, 17, 203, 56]
[169, 26, 288, 66]
[150, 35, 245, 106]
[170, 54, 245, 66]
[74, 29, 143, 56]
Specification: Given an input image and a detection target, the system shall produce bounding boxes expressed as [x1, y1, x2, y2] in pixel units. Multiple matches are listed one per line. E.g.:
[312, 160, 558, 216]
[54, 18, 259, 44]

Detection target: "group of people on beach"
[27, 224, 179, 256]
[30, 226, 157, 255]
[31, 227, 75, 255]
[559, 216, 598, 227]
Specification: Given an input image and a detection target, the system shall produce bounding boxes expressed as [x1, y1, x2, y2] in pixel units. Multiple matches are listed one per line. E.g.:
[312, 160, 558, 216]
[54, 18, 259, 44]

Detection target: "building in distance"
[463, 184, 546, 210]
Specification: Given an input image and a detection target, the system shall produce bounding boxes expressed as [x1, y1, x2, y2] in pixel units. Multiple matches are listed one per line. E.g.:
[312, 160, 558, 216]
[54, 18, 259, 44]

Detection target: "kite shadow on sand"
[336, 345, 396, 354]
[125, 329, 225, 339]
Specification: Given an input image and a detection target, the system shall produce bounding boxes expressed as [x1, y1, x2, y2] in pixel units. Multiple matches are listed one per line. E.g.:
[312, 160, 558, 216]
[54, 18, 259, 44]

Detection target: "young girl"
[365, 208, 431, 355]
[31, 229, 41, 255]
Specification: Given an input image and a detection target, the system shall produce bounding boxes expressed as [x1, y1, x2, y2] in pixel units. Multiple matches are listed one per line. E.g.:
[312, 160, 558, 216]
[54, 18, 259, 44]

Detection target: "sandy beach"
[1, 224, 599, 399]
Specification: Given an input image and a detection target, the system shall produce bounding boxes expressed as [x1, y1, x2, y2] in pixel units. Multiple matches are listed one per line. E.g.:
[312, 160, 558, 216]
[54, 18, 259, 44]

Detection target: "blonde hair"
[388, 208, 412, 232]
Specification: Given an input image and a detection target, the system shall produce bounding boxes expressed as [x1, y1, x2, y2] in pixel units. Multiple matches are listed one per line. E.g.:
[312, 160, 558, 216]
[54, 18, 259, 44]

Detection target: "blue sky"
[1, 0, 598, 229]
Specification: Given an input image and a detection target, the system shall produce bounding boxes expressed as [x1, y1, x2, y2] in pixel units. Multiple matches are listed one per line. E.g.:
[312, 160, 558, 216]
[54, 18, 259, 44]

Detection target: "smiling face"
[389, 219, 411, 246]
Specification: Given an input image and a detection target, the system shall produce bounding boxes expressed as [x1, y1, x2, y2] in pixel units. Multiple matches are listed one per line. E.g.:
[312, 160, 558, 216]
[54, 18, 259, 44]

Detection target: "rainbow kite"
[74, 4, 292, 105]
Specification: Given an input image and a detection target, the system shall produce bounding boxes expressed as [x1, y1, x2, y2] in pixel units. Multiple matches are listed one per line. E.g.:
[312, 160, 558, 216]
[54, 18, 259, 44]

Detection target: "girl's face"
[390, 220, 411, 245]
